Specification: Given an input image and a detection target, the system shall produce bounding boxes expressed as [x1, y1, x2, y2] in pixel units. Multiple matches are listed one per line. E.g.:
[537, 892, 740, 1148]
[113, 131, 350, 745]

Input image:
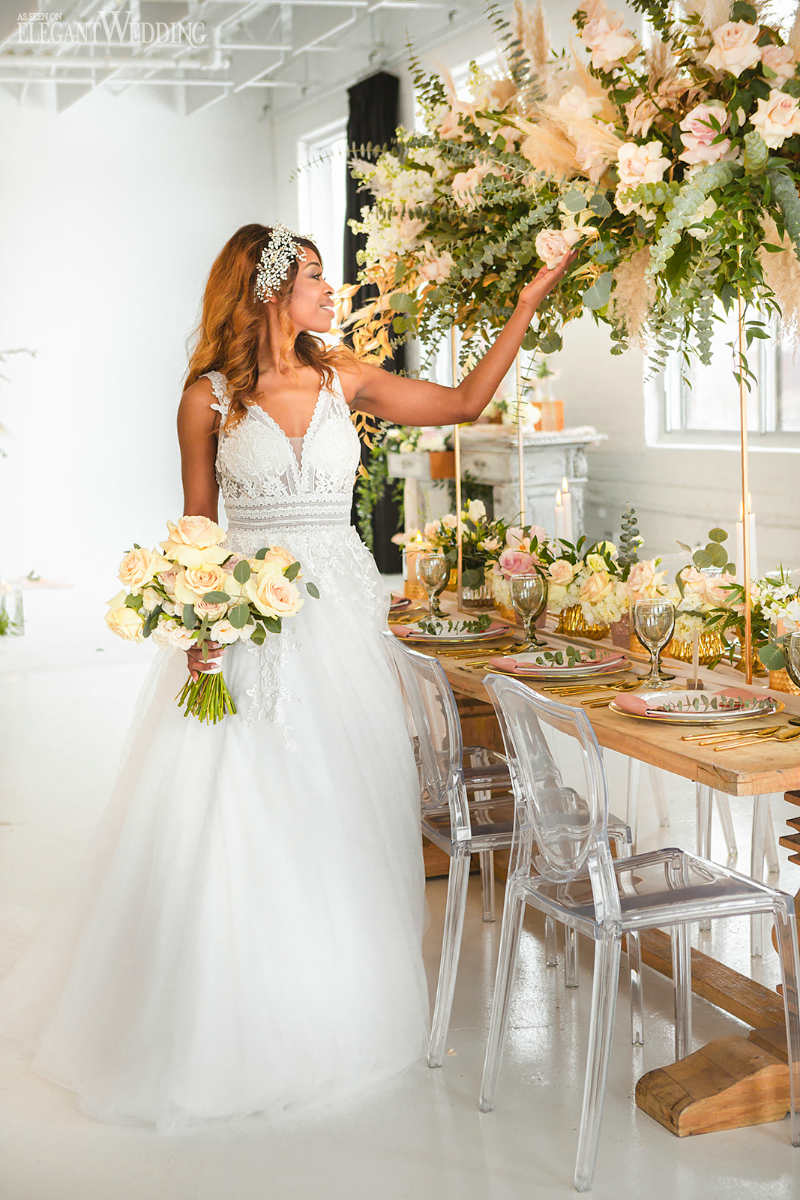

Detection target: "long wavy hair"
[184, 223, 356, 435]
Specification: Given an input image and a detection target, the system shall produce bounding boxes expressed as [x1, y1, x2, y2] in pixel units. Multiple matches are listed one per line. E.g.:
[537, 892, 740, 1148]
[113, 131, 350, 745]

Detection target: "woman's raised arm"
[338, 250, 576, 426]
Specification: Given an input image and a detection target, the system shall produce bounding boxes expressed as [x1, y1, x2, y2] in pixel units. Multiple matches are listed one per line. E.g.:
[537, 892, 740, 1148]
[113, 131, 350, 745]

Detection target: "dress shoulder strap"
[328, 366, 351, 415]
[201, 370, 231, 420]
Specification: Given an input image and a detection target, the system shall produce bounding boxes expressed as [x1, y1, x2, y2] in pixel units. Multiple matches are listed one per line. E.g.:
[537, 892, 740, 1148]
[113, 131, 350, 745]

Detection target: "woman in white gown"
[0, 222, 572, 1132]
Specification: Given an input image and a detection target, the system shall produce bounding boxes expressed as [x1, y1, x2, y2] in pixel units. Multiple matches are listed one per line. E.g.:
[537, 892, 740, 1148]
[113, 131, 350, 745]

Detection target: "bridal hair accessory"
[254, 224, 308, 303]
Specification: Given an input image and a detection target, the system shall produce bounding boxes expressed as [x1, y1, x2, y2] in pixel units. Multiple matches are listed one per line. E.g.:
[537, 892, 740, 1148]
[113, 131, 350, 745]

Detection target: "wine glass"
[417, 551, 449, 617]
[510, 572, 548, 649]
[634, 599, 676, 689]
[785, 631, 800, 690]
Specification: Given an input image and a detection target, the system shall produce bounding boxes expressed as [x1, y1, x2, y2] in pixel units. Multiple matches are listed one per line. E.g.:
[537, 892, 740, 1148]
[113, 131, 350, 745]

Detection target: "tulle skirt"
[0, 524, 430, 1132]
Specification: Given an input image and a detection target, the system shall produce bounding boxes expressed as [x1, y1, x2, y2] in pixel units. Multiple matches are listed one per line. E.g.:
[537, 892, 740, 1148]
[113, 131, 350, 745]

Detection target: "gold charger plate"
[608, 697, 785, 726]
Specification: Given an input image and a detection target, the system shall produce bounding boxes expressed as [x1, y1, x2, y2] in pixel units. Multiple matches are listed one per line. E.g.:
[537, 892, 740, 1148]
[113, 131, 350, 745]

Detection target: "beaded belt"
[224, 494, 352, 532]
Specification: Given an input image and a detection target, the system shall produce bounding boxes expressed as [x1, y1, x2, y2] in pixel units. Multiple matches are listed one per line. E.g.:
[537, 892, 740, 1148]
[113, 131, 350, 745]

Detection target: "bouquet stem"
[175, 671, 237, 723]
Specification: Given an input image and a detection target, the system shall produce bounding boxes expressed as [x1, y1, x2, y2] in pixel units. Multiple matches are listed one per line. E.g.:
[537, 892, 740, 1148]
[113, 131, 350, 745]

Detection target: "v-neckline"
[247, 379, 327, 480]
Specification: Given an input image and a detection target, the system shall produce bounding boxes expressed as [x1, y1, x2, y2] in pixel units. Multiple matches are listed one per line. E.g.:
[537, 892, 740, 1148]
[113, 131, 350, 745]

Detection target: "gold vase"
[556, 604, 610, 641]
[769, 668, 800, 696]
[663, 630, 726, 665]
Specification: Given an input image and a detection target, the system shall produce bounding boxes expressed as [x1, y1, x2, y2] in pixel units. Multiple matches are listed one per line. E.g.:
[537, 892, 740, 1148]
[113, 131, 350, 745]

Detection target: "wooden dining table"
[391, 597, 800, 1137]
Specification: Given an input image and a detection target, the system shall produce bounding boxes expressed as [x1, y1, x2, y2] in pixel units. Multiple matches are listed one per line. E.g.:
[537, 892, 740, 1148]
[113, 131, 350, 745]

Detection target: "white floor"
[1, 584, 800, 1199]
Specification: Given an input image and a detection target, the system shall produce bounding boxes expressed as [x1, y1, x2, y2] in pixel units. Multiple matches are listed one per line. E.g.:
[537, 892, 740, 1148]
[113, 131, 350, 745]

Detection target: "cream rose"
[419, 249, 455, 284]
[626, 559, 665, 602]
[245, 565, 304, 619]
[761, 44, 796, 86]
[142, 586, 161, 613]
[173, 564, 229, 607]
[705, 21, 761, 76]
[105, 603, 144, 642]
[679, 102, 731, 165]
[118, 546, 166, 591]
[616, 141, 670, 188]
[535, 227, 582, 271]
[161, 515, 228, 568]
[750, 88, 800, 148]
[260, 546, 297, 574]
[549, 558, 576, 585]
[580, 570, 614, 605]
[193, 598, 229, 622]
[209, 617, 241, 645]
[582, 12, 637, 70]
[585, 553, 607, 573]
[466, 498, 486, 523]
[441, 513, 457, 530]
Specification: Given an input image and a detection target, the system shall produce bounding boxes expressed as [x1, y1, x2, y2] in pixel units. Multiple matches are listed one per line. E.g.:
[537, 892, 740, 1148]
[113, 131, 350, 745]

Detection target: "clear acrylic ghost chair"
[383, 634, 640, 1065]
[383, 632, 511, 925]
[479, 674, 800, 1194]
[382, 633, 516, 1066]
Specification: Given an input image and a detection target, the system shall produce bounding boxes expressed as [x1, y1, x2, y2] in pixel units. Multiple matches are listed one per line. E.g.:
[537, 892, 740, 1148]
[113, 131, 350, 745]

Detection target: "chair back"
[382, 632, 472, 841]
[484, 674, 614, 891]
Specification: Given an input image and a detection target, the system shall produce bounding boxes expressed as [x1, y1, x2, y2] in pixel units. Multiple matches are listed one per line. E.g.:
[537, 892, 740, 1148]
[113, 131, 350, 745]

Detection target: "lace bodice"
[204, 368, 360, 538]
[199, 368, 385, 734]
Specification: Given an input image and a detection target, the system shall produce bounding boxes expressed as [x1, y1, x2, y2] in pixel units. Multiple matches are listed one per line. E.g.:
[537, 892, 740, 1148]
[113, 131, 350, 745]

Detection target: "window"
[297, 118, 348, 293]
[649, 304, 800, 449]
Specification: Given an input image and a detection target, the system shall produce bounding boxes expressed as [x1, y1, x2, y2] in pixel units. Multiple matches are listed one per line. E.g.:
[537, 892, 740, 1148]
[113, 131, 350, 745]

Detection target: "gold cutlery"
[681, 724, 782, 743]
[714, 727, 800, 752]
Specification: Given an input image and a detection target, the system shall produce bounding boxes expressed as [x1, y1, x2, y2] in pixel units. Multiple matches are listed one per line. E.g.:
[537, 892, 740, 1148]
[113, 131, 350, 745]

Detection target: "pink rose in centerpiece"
[580, 570, 613, 604]
[499, 548, 536, 576]
[750, 89, 800, 148]
[626, 559, 665, 603]
[535, 227, 582, 270]
[761, 44, 796, 86]
[679, 102, 731, 165]
[505, 525, 525, 550]
[549, 558, 576, 586]
[702, 570, 737, 607]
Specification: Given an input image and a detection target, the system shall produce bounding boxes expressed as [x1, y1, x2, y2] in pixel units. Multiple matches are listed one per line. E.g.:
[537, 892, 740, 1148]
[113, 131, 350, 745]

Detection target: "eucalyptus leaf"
[582, 273, 612, 310]
[283, 561, 301, 581]
[182, 603, 198, 629]
[263, 616, 282, 634]
[306, 582, 320, 599]
[759, 642, 785, 670]
[708, 528, 728, 543]
[202, 590, 230, 604]
[706, 542, 729, 568]
[229, 604, 250, 629]
[233, 559, 251, 583]
[254, 547, 269, 560]
[125, 593, 143, 610]
[563, 188, 587, 212]
[250, 624, 266, 646]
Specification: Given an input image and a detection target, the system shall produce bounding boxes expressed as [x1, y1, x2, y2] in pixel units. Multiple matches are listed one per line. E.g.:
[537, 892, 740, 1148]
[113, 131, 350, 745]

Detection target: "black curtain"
[344, 70, 404, 574]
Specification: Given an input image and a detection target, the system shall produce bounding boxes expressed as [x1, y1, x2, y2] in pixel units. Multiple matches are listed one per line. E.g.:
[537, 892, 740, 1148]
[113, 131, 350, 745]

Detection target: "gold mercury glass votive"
[556, 604, 610, 641]
[662, 630, 726, 665]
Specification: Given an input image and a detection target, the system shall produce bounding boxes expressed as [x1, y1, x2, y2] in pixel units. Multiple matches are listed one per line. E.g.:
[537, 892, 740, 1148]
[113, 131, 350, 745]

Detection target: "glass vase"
[461, 581, 493, 610]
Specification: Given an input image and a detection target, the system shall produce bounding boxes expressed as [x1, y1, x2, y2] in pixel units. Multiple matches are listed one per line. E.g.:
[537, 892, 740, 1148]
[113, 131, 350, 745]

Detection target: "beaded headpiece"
[254, 224, 308, 303]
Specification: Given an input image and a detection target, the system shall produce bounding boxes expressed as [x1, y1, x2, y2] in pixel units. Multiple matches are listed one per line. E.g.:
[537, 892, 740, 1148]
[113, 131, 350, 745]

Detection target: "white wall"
[0, 85, 274, 584]
[269, 3, 800, 569]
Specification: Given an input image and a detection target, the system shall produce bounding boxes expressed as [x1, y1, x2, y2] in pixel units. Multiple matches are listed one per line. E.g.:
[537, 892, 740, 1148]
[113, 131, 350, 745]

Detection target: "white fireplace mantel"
[388, 424, 606, 537]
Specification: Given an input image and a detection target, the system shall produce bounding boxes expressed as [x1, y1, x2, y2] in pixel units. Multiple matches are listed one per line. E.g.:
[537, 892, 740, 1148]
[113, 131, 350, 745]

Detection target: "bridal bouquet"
[105, 515, 319, 724]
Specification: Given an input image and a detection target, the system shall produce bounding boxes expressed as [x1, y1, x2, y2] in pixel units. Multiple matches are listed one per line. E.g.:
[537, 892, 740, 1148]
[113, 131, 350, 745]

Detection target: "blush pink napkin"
[613, 688, 764, 717]
[489, 652, 626, 673]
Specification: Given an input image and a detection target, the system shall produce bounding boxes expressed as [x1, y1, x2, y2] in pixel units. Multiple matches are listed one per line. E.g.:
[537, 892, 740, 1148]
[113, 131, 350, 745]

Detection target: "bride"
[0, 222, 572, 1132]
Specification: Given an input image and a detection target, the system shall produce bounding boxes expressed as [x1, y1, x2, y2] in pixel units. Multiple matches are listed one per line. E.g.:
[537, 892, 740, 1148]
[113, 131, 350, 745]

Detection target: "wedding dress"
[0, 367, 430, 1131]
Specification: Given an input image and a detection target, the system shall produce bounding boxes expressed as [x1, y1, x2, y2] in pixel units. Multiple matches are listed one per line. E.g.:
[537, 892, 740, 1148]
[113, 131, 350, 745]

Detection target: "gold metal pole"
[736, 284, 753, 685]
[450, 326, 463, 610]
[515, 352, 526, 526]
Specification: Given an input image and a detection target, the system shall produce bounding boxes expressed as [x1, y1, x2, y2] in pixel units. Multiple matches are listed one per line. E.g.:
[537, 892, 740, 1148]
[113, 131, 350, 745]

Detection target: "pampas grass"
[610, 249, 655, 344]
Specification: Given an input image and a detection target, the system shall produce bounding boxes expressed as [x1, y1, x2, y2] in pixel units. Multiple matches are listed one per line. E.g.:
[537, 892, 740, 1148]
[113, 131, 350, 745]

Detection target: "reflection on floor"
[1, 584, 799, 1199]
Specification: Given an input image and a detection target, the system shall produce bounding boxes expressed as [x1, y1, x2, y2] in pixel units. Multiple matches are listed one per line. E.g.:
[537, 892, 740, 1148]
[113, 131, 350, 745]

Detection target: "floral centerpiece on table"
[422, 499, 509, 591]
[343, 0, 800, 376]
[707, 566, 800, 673]
[105, 515, 319, 723]
[488, 522, 552, 610]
